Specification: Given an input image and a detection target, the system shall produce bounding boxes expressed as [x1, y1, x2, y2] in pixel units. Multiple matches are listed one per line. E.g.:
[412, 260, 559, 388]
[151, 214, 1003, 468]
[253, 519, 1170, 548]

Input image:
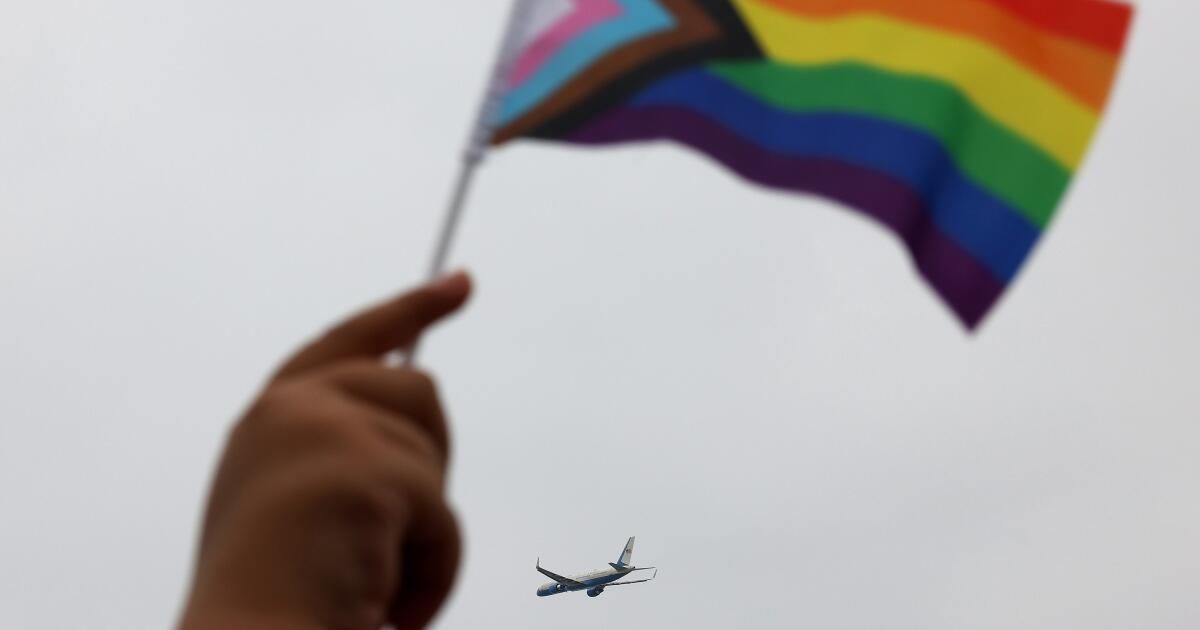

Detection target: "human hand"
[179, 272, 472, 630]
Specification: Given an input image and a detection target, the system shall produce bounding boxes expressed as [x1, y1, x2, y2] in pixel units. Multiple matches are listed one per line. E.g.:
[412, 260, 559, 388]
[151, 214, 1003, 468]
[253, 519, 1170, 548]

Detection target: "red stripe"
[978, 0, 1134, 53]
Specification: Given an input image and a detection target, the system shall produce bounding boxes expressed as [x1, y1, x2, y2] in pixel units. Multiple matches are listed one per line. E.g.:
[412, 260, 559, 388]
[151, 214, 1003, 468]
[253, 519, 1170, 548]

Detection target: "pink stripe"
[509, 0, 623, 88]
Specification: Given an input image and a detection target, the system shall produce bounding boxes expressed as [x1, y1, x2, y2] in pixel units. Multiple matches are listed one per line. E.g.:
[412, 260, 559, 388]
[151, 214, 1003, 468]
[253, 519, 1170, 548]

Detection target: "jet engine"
[586, 586, 605, 598]
[537, 583, 567, 597]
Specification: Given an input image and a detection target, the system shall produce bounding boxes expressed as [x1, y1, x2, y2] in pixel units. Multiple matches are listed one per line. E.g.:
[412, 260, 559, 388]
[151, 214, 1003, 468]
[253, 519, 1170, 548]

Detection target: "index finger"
[274, 271, 472, 380]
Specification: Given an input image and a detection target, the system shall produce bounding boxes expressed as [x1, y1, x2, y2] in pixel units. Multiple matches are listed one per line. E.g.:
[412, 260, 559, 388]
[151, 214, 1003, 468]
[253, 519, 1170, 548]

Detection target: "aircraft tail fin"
[616, 536, 635, 567]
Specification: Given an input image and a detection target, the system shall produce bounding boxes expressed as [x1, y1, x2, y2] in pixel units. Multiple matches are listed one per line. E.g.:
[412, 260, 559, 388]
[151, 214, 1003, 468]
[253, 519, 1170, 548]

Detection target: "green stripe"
[707, 61, 1072, 228]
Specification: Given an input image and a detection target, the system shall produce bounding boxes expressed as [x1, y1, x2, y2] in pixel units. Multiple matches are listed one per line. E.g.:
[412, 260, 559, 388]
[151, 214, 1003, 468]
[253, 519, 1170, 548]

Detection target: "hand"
[179, 272, 472, 630]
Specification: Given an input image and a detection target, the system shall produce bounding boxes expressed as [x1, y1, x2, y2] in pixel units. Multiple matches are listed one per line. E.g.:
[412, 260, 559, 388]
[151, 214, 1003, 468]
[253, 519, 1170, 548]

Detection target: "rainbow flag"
[484, 0, 1134, 329]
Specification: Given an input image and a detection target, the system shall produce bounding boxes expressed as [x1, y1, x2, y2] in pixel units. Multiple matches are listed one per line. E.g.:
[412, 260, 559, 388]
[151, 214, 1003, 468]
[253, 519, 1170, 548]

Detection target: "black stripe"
[695, 0, 764, 58]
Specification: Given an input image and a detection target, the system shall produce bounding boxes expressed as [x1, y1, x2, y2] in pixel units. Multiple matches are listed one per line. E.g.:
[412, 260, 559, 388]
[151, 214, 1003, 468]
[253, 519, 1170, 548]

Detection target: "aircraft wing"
[603, 569, 658, 587]
[536, 560, 587, 588]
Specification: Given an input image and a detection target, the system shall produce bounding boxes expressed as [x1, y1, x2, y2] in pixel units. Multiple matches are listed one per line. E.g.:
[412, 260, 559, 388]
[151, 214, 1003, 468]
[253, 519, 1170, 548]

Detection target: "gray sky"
[2, 1, 1197, 628]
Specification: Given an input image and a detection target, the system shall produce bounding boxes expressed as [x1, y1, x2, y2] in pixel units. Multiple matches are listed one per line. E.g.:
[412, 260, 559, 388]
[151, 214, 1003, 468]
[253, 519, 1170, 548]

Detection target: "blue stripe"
[498, 0, 676, 126]
[627, 69, 1040, 282]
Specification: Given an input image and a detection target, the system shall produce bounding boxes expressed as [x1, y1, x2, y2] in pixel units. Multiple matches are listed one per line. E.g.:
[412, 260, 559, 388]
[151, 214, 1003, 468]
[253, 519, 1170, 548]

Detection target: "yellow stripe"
[733, 0, 1098, 169]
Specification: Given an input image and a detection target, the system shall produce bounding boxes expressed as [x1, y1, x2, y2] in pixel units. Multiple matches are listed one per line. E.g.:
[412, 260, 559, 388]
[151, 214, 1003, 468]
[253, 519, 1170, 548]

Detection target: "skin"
[178, 272, 473, 630]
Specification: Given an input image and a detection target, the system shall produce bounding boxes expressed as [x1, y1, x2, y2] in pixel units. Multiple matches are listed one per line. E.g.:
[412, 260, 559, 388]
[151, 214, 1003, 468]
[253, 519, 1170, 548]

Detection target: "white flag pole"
[406, 0, 533, 364]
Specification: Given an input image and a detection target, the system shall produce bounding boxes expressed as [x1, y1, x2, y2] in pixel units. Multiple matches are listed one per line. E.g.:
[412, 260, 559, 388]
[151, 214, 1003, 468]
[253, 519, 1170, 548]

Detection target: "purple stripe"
[563, 106, 1005, 328]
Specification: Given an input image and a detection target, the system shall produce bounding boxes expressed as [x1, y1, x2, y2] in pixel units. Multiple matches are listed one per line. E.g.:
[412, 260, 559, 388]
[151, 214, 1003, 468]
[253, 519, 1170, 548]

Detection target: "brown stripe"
[494, 0, 723, 144]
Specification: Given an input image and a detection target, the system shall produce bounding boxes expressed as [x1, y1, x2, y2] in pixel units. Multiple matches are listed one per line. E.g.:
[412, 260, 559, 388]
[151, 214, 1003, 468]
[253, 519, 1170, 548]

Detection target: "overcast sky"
[3, 1, 1197, 629]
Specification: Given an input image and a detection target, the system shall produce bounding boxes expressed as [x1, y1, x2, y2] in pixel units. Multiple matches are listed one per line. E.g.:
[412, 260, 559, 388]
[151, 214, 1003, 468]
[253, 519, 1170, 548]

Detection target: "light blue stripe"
[498, 0, 676, 125]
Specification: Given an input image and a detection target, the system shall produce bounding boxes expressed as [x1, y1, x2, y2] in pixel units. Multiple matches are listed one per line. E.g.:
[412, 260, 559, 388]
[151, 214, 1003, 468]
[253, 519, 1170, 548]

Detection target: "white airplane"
[536, 536, 658, 598]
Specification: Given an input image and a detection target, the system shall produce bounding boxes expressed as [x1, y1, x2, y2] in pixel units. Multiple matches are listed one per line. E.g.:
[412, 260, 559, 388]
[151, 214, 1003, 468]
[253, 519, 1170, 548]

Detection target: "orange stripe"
[752, 0, 1121, 112]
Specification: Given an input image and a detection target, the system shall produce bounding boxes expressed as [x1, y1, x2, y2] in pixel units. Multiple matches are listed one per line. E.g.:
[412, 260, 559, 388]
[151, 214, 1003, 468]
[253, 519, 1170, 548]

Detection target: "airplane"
[536, 536, 658, 598]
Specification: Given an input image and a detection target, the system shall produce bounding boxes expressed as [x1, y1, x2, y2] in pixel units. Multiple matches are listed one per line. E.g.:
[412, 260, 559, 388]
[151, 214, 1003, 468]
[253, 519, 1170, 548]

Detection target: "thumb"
[274, 271, 472, 380]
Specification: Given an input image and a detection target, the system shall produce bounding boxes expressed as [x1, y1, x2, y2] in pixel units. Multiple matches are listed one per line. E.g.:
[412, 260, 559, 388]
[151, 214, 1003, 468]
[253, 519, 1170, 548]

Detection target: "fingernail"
[427, 270, 470, 296]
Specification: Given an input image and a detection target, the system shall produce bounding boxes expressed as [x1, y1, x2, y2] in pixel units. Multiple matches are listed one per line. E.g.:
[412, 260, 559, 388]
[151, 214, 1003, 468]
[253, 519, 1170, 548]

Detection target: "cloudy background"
[2, 0, 1196, 628]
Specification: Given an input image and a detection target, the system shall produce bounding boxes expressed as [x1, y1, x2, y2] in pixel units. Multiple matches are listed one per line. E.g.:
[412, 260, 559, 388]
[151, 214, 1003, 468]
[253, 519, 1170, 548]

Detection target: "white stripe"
[463, 0, 550, 162]
[511, 0, 575, 52]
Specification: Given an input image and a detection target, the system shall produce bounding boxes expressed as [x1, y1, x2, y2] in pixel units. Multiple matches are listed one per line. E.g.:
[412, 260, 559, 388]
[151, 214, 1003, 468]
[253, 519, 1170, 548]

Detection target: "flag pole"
[404, 0, 532, 365]
[426, 157, 482, 281]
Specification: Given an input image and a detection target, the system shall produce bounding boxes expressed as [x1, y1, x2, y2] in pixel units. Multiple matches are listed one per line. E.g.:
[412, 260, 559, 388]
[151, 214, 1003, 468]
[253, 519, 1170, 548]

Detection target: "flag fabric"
[487, 0, 1134, 329]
